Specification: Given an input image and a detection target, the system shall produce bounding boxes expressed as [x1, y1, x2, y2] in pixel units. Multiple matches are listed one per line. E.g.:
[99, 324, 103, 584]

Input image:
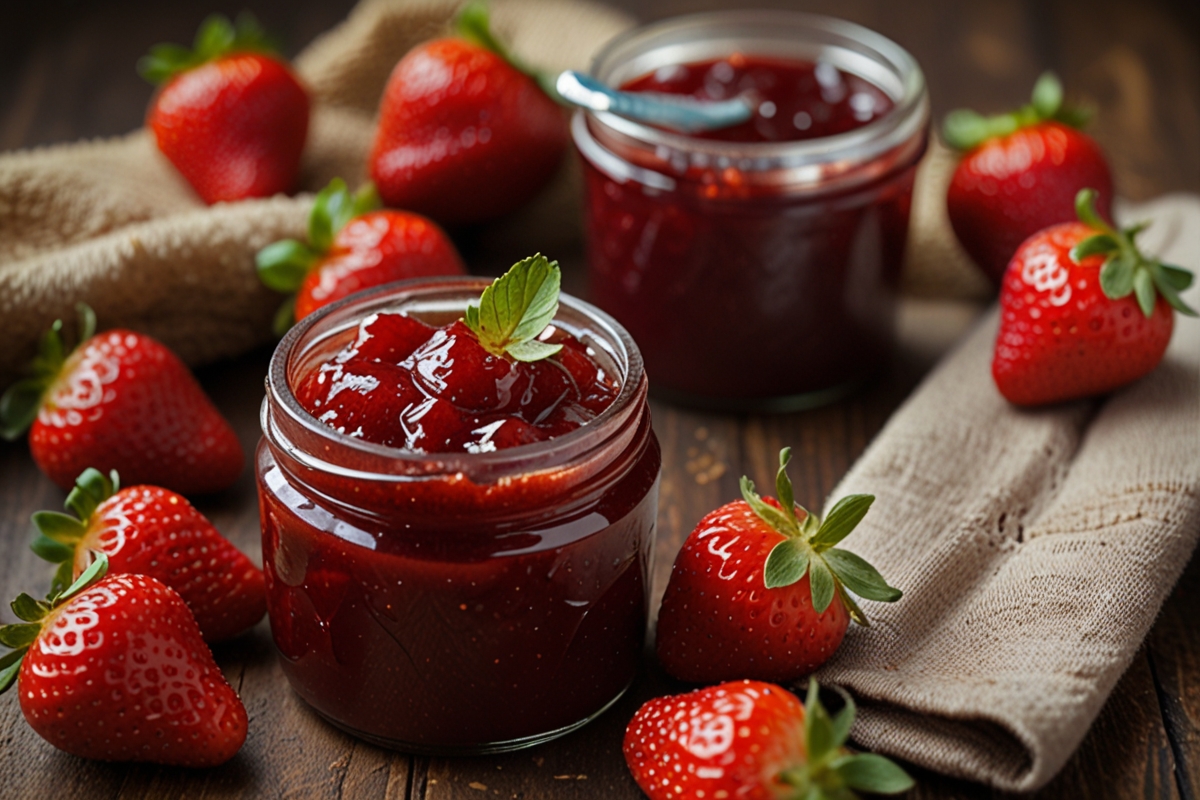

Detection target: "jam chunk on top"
[294, 255, 619, 452]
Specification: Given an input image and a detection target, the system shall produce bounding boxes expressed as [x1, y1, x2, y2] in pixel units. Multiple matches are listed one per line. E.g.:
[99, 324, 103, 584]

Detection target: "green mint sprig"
[464, 254, 563, 362]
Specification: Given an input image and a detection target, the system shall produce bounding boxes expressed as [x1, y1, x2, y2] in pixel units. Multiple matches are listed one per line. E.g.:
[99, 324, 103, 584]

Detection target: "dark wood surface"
[2, 1, 1199, 798]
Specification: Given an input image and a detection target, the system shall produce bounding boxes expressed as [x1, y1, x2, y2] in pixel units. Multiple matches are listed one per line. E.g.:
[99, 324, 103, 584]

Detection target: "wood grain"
[1, 0, 1199, 798]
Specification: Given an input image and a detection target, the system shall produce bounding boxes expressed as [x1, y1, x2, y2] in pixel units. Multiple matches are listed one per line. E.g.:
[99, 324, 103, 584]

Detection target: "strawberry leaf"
[273, 297, 299, 338]
[763, 539, 811, 590]
[829, 686, 856, 749]
[809, 494, 874, 549]
[803, 679, 836, 763]
[56, 552, 108, 604]
[257, 240, 318, 292]
[0, 648, 25, 695]
[1134, 268, 1156, 318]
[1070, 233, 1120, 263]
[1098, 254, 1135, 298]
[1152, 271, 1198, 317]
[775, 448, 798, 527]
[1030, 71, 1063, 119]
[1074, 188, 1111, 233]
[740, 476, 796, 536]
[49, 562, 74, 600]
[32, 510, 86, 542]
[455, 2, 561, 103]
[831, 753, 915, 795]
[1159, 264, 1194, 292]
[823, 548, 903, 603]
[808, 555, 836, 614]
[30, 533, 74, 563]
[0, 623, 40, 649]
[463, 254, 564, 362]
[10, 594, 46, 623]
[0, 379, 45, 441]
[139, 12, 279, 86]
[836, 581, 870, 627]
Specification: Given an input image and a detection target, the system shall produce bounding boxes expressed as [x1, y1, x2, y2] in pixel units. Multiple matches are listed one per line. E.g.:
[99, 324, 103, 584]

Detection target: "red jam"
[294, 311, 619, 451]
[257, 280, 659, 752]
[575, 17, 929, 409]
[621, 56, 893, 143]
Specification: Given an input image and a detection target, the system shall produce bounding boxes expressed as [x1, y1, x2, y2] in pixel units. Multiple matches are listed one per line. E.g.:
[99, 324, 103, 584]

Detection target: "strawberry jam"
[257, 278, 659, 752]
[573, 12, 930, 408]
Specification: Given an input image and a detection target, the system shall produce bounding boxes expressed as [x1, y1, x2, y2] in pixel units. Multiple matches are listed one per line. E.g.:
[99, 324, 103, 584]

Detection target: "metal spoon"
[555, 70, 753, 134]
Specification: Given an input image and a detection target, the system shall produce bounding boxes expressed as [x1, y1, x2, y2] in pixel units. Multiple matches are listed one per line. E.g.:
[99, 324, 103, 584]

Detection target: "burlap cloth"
[5, 0, 1197, 792]
[818, 195, 1200, 791]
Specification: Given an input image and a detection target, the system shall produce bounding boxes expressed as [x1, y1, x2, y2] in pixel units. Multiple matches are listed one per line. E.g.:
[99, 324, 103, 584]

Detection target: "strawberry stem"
[138, 12, 279, 85]
[943, 71, 1091, 151]
[0, 304, 96, 441]
[455, 2, 563, 103]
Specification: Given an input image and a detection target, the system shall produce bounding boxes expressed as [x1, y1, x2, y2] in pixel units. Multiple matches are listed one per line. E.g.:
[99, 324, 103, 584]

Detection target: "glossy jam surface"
[581, 54, 923, 406]
[621, 55, 893, 143]
[294, 311, 619, 452]
[259, 291, 660, 751]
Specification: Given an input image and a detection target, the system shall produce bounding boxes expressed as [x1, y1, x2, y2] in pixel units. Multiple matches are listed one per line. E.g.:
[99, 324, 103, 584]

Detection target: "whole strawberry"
[140, 13, 310, 204]
[369, 2, 567, 225]
[0, 554, 248, 766]
[944, 72, 1114, 284]
[0, 305, 244, 494]
[257, 178, 465, 332]
[656, 449, 900, 685]
[30, 468, 265, 642]
[993, 189, 1195, 406]
[625, 678, 913, 800]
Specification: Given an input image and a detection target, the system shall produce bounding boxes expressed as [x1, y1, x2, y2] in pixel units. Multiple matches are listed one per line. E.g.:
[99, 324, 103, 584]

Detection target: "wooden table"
[2, 1, 1199, 798]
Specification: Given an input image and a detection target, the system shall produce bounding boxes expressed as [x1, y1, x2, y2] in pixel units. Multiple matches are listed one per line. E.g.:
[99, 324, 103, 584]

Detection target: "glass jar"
[573, 11, 930, 410]
[256, 277, 660, 754]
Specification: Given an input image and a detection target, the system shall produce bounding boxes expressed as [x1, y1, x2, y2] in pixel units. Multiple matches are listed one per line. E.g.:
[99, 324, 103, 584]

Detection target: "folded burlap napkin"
[0, 0, 633, 385]
[818, 194, 1200, 791]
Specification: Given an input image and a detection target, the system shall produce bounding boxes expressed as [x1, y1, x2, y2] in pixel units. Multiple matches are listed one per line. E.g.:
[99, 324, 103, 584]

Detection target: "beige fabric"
[0, 0, 633, 384]
[818, 194, 1200, 791]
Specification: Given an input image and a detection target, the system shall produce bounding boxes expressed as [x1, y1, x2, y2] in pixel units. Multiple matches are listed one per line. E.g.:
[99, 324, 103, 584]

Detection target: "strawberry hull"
[257, 279, 660, 752]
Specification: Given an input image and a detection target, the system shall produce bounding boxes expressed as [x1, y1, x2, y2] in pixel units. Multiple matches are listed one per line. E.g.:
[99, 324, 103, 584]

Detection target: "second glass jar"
[573, 11, 930, 410]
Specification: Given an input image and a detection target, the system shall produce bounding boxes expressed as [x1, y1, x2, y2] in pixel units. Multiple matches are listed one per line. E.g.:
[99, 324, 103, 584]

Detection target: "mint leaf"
[464, 254, 564, 362]
[823, 548, 902, 603]
[831, 753, 914, 795]
[763, 539, 810, 590]
[809, 494, 874, 549]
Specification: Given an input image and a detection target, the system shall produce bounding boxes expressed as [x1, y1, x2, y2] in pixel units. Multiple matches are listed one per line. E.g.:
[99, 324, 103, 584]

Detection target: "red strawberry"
[993, 189, 1195, 406]
[140, 13, 310, 204]
[0, 305, 244, 495]
[624, 678, 913, 800]
[656, 449, 900, 684]
[30, 468, 265, 642]
[0, 554, 248, 766]
[368, 3, 567, 225]
[257, 179, 464, 332]
[944, 72, 1114, 284]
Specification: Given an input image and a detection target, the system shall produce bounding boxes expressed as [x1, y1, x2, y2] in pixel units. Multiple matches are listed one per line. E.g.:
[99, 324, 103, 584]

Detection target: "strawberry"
[993, 189, 1195, 406]
[0, 554, 248, 767]
[140, 13, 310, 204]
[0, 305, 244, 495]
[368, 2, 567, 225]
[29, 468, 265, 642]
[256, 179, 465, 332]
[944, 72, 1114, 284]
[656, 449, 900, 684]
[624, 678, 913, 800]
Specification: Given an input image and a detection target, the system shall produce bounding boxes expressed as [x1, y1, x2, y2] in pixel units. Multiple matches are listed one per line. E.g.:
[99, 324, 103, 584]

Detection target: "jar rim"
[585, 9, 928, 167]
[264, 276, 648, 482]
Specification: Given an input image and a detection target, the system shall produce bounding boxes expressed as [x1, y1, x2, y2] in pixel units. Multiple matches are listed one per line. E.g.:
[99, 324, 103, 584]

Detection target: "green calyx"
[943, 71, 1090, 151]
[0, 303, 96, 441]
[1069, 188, 1196, 319]
[138, 12, 279, 85]
[778, 679, 914, 799]
[31, 468, 120, 598]
[0, 552, 110, 695]
[464, 254, 563, 363]
[750, 449, 901, 626]
[455, 2, 562, 103]
[256, 178, 382, 335]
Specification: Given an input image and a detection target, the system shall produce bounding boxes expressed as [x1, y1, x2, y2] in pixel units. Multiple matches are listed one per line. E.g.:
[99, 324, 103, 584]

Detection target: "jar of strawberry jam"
[256, 277, 660, 753]
[573, 11, 929, 409]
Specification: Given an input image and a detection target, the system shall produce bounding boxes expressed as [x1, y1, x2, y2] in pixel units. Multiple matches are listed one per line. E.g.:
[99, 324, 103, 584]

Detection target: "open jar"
[573, 11, 930, 410]
[256, 277, 660, 754]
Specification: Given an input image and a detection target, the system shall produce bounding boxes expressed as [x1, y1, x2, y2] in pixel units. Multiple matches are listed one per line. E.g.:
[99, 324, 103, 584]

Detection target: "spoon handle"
[556, 70, 753, 133]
